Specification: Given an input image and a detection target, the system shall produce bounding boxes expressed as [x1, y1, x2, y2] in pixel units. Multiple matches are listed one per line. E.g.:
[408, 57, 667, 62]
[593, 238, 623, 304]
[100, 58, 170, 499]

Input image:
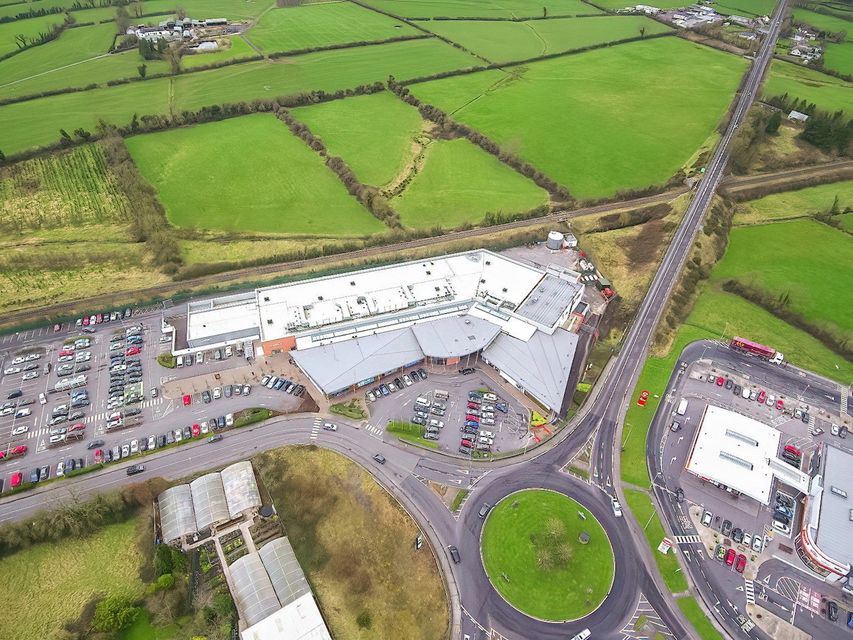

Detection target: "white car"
[25, 353, 40, 361]
[14, 408, 31, 418]
[323, 423, 338, 431]
[75, 352, 91, 363]
[224, 346, 233, 357]
[200, 421, 209, 434]
[478, 436, 494, 445]
[0, 407, 13, 417]
[130, 439, 139, 454]
[479, 430, 494, 438]
[742, 533, 752, 548]
[483, 393, 497, 402]
[56, 461, 65, 477]
[147, 435, 156, 450]
[195, 352, 204, 365]
[428, 419, 444, 429]
[225, 413, 234, 427]
[3, 366, 21, 375]
[403, 374, 413, 386]
[11, 357, 25, 365]
[39, 393, 46, 405]
[612, 498, 623, 518]
[174, 429, 183, 442]
[22, 371, 39, 381]
[213, 387, 222, 400]
[480, 417, 495, 426]
[11, 425, 28, 436]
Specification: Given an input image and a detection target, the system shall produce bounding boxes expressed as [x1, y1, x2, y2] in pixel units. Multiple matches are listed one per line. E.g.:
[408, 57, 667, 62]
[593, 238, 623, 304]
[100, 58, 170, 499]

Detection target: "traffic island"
[480, 489, 615, 621]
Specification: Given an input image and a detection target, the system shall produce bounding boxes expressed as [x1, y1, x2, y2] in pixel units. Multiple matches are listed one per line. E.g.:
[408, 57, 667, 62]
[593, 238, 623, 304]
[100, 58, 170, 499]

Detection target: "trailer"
[730, 337, 783, 364]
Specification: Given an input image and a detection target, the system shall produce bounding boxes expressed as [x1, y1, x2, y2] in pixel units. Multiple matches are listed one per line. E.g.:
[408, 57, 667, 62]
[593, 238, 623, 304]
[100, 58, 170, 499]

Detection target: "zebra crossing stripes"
[310, 418, 321, 441]
[744, 579, 755, 605]
[674, 534, 702, 544]
[364, 424, 383, 437]
[841, 385, 848, 416]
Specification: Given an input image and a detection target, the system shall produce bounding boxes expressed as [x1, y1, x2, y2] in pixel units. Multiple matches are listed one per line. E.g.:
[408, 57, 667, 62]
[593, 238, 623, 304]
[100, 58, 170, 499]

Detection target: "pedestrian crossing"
[841, 384, 848, 416]
[364, 424, 383, 437]
[745, 579, 755, 605]
[310, 418, 321, 441]
[674, 534, 702, 544]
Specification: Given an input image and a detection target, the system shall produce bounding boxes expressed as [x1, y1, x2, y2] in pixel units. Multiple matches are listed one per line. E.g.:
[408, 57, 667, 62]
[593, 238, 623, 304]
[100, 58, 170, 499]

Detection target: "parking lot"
[660, 357, 853, 636]
[365, 368, 532, 456]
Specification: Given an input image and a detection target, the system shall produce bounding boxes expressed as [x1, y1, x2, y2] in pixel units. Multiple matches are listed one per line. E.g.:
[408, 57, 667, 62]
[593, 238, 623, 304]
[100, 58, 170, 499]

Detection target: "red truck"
[730, 337, 784, 364]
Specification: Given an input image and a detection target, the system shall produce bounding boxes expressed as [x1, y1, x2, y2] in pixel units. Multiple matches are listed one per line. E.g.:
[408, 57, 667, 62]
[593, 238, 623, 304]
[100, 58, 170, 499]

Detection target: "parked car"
[458, 367, 475, 375]
[732, 528, 744, 544]
[725, 548, 736, 566]
[735, 554, 747, 573]
[182, 394, 192, 406]
[721, 520, 732, 537]
[701, 510, 713, 526]
[826, 600, 838, 622]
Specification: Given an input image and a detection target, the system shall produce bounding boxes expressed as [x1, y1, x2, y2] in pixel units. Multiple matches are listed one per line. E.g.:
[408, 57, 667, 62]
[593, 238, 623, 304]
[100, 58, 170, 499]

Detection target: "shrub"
[92, 595, 140, 632]
[156, 352, 176, 368]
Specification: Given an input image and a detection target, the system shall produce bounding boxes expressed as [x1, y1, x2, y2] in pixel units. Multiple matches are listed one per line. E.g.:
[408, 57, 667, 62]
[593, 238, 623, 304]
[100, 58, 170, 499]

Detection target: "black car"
[773, 512, 790, 525]
[417, 368, 428, 380]
[105, 449, 114, 463]
[801, 412, 810, 423]
[125, 408, 141, 417]
[725, 379, 733, 390]
[722, 520, 733, 537]
[202, 390, 212, 404]
[293, 385, 305, 396]
[394, 377, 404, 389]
[776, 493, 794, 509]
[827, 600, 838, 621]
[217, 416, 225, 429]
[40, 465, 50, 481]
[126, 464, 145, 476]
[733, 384, 741, 395]
[448, 545, 461, 564]
[182, 427, 192, 440]
[157, 434, 167, 448]
[7, 390, 23, 399]
[458, 447, 472, 455]
[459, 367, 475, 375]
[676, 488, 685, 503]
[166, 432, 175, 444]
[731, 528, 743, 543]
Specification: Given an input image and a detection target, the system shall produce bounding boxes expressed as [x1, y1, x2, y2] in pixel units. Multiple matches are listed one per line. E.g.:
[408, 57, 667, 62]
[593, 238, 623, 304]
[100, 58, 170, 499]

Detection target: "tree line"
[2, 13, 77, 62]
[763, 94, 851, 155]
[267, 33, 430, 59]
[388, 77, 573, 205]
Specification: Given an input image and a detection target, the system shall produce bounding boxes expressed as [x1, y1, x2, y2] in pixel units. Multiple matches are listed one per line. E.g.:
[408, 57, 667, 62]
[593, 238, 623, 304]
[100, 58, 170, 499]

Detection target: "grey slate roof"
[816, 445, 853, 566]
[159, 484, 197, 544]
[410, 314, 500, 358]
[515, 275, 581, 329]
[258, 537, 311, 608]
[291, 327, 424, 394]
[221, 460, 262, 519]
[482, 328, 579, 411]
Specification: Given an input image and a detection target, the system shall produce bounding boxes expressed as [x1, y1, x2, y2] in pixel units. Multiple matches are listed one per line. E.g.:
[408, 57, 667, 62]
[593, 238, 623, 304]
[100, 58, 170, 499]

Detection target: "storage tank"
[546, 231, 564, 250]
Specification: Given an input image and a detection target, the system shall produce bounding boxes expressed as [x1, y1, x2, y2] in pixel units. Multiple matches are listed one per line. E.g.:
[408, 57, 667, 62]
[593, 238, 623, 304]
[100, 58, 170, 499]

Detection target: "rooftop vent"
[502, 287, 508, 293]
[318, 295, 324, 301]
[426, 270, 431, 275]
[350, 281, 356, 286]
[263, 296, 270, 302]
[464, 320, 471, 325]
[266, 319, 273, 325]
[480, 279, 486, 284]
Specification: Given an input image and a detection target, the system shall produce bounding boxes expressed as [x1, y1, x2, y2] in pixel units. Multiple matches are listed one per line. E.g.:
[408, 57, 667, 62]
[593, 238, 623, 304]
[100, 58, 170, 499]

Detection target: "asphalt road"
[0, 5, 794, 640]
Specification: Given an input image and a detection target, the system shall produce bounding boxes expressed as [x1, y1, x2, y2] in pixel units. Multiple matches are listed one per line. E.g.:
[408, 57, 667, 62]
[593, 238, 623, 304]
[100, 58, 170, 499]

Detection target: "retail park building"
[171, 249, 588, 415]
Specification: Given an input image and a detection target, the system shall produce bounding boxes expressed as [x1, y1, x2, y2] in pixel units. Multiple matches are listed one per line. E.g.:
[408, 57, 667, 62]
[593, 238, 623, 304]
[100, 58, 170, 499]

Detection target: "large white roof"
[685, 405, 782, 505]
[187, 292, 260, 346]
[241, 593, 331, 640]
[257, 250, 546, 341]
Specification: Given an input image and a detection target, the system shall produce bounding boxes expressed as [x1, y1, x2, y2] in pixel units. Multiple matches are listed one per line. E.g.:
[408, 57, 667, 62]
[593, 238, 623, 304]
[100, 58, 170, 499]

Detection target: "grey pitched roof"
[291, 327, 424, 394]
[410, 314, 500, 358]
[816, 445, 853, 565]
[190, 473, 230, 531]
[482, 328, 579, 411]
[515, 275, 581, 329]
[258, 537, 311, 608]
[230, 552, 283, 627]
[159, 484, 196, 544]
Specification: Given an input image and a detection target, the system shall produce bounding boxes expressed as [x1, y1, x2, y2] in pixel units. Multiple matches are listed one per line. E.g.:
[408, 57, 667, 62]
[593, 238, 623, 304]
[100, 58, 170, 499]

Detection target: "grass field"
[418, 15, 671, 63]
[733, 181, 853, 224]
[411, 37, 746, 199]
[823, 41, 853, 76]
[180, 34, 257, 68]
[394, 138, 548, 228]
[763, 59, 852, 114]
[0, 12, 70, 57]
[254, 446, 448, 640]
[128, 0, 270, 20]
[712, 220, 852, 334]
[623, 489, 688, 593]
[792, 7, 852, 38]
[713, 0, 776, 16]
[677, 597, 725, 640]
[291, 90, 423, 186]
[358, 0, 598, 18]
[248, 2, 419, 53]
[0, 518, 144, 639]
[0, 37, 480, 154]
[590, 0, 688, 7]
[126, 114, 385, 235]
[481, 489, 614, 621]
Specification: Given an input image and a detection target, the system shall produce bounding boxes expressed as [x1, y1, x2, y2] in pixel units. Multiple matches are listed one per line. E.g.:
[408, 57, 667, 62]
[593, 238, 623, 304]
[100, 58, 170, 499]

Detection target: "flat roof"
[815, 445, 853, 566]
[257, 250, 544, 342]
[410, 314, 501, 358]
[482, 328, 579, 411]
[515, 275, 581, 329]
[291, 327, 424, 395]
[187, 292, 260, 346]
[685, 405, 781, 505]
[241, 593, 331, 640]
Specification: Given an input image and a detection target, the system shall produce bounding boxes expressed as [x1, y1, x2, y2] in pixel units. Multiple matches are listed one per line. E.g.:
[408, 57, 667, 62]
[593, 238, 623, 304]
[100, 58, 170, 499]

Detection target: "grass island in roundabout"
[481, 489, 615, 621]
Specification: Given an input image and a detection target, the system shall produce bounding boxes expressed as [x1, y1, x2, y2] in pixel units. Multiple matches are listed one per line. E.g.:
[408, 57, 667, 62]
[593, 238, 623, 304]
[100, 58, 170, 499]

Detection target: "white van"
[611, 498, 623, 518]
[434, 390, 449, 401]
[415, 396, 430, 407]
[176, 355, 184, 367]
[570, 630, 591, 640]
[676, 398, 688, 416]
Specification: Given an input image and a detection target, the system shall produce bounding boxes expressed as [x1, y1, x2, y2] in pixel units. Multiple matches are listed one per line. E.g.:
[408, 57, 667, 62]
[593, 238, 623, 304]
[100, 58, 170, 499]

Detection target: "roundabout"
[480, 489, 615, 622]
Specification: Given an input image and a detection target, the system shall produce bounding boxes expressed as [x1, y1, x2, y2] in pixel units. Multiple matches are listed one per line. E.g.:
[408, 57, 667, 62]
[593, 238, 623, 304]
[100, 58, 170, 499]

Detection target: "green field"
[248, 2, 419, 53]
[0, 12, 69, 57]
[0, 38, 480, 154]
[823, 41, 853, 76]
[418, 15, 671, 63]
[623, 489, 688, 593]
[764, 59, 852, 114]
[394, 138, 548, 228]
[411, 37, 746, 199]
[358, 0, 598, 18]
[792, 7, 852, 38]
[129, 0, 270, 20]
[592, 0, 688, 8]
[712, 219, 853, 334]
[126, 113, 385, 235]
[481, 489, 614, 621]
[180, 34, 257, 68]
[713, 0, 775, 16]
[291, 90, 423, 186]
[0, 518, 143, 639]
[677, 597, 725, 640]
[733, 181, 853, 224]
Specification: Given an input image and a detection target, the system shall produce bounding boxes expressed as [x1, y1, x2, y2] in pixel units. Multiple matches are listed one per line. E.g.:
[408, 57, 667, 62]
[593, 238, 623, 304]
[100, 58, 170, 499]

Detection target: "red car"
[82, 316, 90, 326]
[94, 449, 104, 464]
[68, 422, 85, 433]
[784, 444, 801, 456]
[95, 313, 103, 324]
[9, 472, 22, 488]
[59, 349, 74, 357]
[716, 376, 725, 386]
[125, 346, 141, 356]
[10, 445, 27, 456]
[775, 399, 784, 410]
[725, 548, 736, 566]
[460, 439, 473, 447]
[467, 401, 479, 410]
[0, 451, 7, 461]
[735, 554, 747, 573]
[182, 394, 192, 406]
[465, 415, 480, 423]
[757, 390, 766, 404]
[191, 423, 201, 437]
